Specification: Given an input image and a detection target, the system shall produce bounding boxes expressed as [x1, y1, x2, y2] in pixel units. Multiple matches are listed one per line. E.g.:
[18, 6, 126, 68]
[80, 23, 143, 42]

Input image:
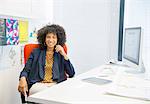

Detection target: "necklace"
[46, 51, 54, 59]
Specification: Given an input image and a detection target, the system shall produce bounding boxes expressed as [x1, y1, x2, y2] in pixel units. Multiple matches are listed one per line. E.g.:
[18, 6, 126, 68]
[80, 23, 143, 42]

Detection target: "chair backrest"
[24, 44, 67, 63]
[24, 44, 39, 64]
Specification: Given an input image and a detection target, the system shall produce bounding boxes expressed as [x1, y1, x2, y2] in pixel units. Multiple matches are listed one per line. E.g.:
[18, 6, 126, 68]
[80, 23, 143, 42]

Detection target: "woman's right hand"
[18, 77, 28, 96]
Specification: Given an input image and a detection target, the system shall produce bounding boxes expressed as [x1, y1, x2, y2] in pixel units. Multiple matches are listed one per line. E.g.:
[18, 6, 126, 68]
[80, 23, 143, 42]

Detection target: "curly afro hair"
[37, 24, 66, 49]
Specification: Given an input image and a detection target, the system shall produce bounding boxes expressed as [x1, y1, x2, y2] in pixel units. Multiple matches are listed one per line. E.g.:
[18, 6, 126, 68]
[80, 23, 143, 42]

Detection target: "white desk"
[28, 65, 150, 104]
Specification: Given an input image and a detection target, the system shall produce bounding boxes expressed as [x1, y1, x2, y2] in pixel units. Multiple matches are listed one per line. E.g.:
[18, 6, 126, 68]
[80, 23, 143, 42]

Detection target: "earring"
[44, 42, 46, 46]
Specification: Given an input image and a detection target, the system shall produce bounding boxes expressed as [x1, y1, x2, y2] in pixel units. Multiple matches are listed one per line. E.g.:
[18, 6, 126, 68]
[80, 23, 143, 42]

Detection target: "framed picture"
[0, 18, 6, 45]
[6, 19, 19, 45]
[19, 20, 29, 43]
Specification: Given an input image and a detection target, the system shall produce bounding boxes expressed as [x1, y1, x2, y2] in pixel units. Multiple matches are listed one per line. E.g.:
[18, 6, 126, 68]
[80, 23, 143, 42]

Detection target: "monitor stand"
[111, 61, 145, 74]
[125, 62, 145, 74]
[125, 69, 144, 74]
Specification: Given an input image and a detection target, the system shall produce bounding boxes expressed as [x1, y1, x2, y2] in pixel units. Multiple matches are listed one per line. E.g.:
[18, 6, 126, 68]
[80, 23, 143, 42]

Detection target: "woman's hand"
[18, 77, 28, 96]
[55, 45, 69, 60]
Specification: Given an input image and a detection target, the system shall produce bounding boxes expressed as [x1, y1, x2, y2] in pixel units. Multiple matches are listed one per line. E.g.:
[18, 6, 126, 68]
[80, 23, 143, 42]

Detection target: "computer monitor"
[122, 27, 145, 73]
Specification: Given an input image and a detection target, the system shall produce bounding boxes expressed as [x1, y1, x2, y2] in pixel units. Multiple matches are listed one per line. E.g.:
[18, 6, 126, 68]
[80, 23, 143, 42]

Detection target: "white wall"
[28, 0, 53, 37]
[53, 0, 120, 75]
[0, 0, 53, 20]
[0, 69, 21, 104]
[0, 0, 31, 18]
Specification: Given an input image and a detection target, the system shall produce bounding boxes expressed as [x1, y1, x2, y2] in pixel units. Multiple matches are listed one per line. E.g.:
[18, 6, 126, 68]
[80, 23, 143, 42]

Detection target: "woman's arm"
[64, 59, 75, 78]
[18, 50, 34, 95]
[18, 76, 28, 96]
[55, 45, 69, 60]
[20, 51, 34, 78]
[55, 45, 75, 77]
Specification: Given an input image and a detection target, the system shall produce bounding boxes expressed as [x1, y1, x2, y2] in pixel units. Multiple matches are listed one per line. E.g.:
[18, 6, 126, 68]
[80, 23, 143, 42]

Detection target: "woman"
[18, 24, 75, 103]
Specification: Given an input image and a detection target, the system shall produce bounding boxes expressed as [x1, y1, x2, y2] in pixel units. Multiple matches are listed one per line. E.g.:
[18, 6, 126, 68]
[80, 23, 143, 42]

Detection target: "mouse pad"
[82, 77, 112, 85]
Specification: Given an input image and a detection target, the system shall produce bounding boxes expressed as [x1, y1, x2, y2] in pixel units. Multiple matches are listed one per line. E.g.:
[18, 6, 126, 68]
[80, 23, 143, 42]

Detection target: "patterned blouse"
[41, 51, 54, 83]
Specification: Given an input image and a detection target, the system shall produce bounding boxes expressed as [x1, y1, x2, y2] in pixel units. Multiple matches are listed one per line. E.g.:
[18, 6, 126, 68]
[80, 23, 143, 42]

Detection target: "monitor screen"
[123, 27, 141, 65]
[122, 27, 145, 73]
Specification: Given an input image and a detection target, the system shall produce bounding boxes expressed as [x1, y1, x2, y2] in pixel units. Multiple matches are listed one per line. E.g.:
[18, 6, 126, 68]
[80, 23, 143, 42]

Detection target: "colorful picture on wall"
[0, 18, 6, 45]
[6, 19, 19, 45]
[19, 20, 28, 43]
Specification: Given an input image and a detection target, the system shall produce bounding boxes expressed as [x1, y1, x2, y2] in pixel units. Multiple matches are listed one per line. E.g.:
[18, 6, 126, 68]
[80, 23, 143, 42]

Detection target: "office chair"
[24, 44, 39, 64]
[24, 43, 67, 63]
[21, 43, 68, 103]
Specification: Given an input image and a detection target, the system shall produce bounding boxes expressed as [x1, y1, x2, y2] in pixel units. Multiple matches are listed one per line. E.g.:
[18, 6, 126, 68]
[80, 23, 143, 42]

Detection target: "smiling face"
[45, 33, 58, 49]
